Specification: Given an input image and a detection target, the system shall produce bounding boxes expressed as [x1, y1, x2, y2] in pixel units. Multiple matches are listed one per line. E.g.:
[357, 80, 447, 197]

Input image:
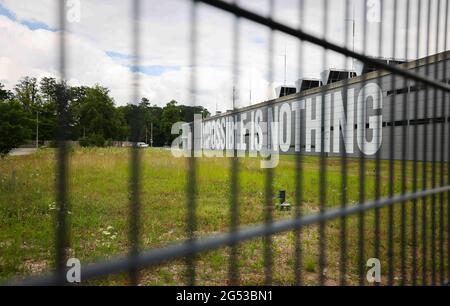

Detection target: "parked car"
[136, 142, 149, 148]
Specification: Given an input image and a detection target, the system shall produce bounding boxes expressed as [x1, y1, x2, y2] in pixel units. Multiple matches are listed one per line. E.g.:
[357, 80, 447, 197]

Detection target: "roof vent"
[275, 86, 296, 98]
[320, 69, 357, 85]
[296, 78, 323, 92]
[359, 57, 407, 74]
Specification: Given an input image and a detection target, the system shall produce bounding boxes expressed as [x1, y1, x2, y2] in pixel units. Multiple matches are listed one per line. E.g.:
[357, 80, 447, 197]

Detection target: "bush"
[48, 140, 57, 148]
[105, 139, 114, 147]
[0, 100, 32, 158]
[79, 134, 105, 147]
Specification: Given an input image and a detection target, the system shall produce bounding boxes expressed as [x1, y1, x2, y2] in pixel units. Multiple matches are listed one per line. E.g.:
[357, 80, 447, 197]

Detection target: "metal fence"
[8, 0, 450, 286]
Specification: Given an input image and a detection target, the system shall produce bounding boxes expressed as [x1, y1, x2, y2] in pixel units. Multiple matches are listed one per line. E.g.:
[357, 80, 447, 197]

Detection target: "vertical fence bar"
[374, 0, 384, 287]
[422, 0, 432, 285]
[438, 0, 449, 286]
[318, 0, 328, 286]
[411, 0, 422, 286]
[128, 0, 142, 286]
[388, 0, 398, 286]
[444, 0, 450, 285]
[228, 0, 241, 286]
[294, 0, 305, 286]
[430, 0, 441, 286]
[56, 0, 69, 285]
[339, 0, 351, 287]
[264, 0, 275, 286]
[400, 0, 410, 286]
[186, 0, 199, 286]
[358, 0, 368, 286]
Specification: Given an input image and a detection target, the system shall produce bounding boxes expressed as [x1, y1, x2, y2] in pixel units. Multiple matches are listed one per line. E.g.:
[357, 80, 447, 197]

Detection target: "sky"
[0, 0, 448, 113]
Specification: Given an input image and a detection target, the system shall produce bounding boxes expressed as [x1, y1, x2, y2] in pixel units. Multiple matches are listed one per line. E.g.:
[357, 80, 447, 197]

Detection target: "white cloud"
[0, 0, 447, 113]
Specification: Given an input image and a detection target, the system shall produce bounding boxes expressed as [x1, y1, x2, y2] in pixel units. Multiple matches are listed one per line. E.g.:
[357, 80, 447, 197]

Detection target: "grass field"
[0, 147, 448, 285]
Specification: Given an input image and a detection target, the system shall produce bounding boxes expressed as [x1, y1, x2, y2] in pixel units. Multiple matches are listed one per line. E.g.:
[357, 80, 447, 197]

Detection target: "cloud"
[0, 0, 447, 113]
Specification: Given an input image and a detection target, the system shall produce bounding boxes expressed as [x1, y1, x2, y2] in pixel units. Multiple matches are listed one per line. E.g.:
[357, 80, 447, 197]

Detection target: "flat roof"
[207, 50, 450, 120]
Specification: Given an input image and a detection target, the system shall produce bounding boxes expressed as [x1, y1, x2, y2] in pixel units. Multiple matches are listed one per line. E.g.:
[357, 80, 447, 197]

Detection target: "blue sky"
[0, 3, 55, 31]
[129, 65, 180, 76]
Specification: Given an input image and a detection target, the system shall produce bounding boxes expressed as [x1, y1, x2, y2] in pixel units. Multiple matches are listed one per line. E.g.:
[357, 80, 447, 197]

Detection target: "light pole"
[277, 45, 287, 96]
[345, 1, 356, 71]
[150, 122, 153, 147]
[145, 125, 148, 144]
[36, 111, 39, 149]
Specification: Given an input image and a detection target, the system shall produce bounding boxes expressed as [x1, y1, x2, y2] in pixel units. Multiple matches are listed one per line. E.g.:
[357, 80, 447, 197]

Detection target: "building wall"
[199, 53, 450, 162]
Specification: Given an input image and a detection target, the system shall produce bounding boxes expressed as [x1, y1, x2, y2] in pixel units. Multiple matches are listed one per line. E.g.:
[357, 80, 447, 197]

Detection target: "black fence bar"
[400, 0, 411, 286]
[430, 0, 441, 285]
[358, 0, 369, 286]
[186, 0, 199, 286]
[55, 0, 69, 285]
[318, 0, 328, 286]
[374, 0, 384, 287]
[228, 0, 241, 286]
[388, 0, 399, 286]
[422, 1, 432, 285]
[438, 0, 449, 285]
[263, 0, 275, 286]
[411, 0, 422, 285]
[128, 0, 142, 286]
[294, 0, 305, 286]
[444, 0, 450, 283]
[339, 0, 352, 286]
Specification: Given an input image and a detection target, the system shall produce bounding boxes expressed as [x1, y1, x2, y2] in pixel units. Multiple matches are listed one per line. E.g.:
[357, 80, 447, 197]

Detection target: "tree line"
[0, 77, 210, 157]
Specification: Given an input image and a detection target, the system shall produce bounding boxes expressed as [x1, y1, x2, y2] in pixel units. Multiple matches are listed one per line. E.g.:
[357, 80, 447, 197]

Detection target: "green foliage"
[0, 83, 13, 101]
[0, 100, 32, 157]
[14, 76, 41, 112]
[79, 134, 106, 147]
[1, 77, 212, 149]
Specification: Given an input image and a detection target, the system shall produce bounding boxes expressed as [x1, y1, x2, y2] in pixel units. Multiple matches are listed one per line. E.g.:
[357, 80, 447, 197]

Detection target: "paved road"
[9, 148, 37, 156]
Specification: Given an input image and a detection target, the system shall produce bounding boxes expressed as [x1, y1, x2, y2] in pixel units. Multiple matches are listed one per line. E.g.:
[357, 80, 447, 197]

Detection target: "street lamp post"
[36, 111, 39, 149]
[150, 122, 153, 147]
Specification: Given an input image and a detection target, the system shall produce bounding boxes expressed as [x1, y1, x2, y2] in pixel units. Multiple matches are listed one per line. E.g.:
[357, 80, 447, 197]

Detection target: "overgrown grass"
[0, 147, 448, 285]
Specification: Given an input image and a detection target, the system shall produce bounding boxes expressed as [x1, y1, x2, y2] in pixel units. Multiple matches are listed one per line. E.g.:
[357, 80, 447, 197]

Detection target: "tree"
[0, 100, 32, 158]
[77, 85, 122, 142]
[2, 76, 213, 148]
[159, 100, 210, 146]
[34, 77, 59, 141]
[0, 83, 13, 101]
[40, 77, 58, 104]
[137, 98, 165, 145]
[14, 76, 41, 112]
[161, 100, 183, 145]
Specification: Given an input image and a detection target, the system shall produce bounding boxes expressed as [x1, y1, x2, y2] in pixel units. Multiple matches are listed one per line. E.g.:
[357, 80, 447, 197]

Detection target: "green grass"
[0, 147, 448, 285]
